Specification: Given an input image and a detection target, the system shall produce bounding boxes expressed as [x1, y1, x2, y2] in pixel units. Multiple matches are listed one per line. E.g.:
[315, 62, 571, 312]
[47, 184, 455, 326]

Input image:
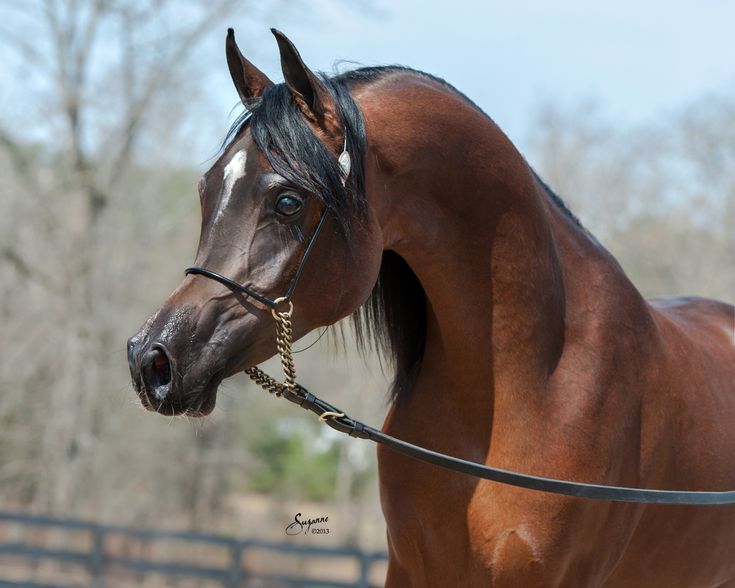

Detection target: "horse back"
[646, 295, 735, 482]
[649, 295, 735, 369]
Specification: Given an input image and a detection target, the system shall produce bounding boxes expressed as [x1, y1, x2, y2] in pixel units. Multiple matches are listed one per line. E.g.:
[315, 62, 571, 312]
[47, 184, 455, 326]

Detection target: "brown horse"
[128, 29, 735, 587]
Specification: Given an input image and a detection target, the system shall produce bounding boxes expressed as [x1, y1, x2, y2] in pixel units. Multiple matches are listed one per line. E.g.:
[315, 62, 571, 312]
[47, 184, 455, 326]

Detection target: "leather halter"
[184, 115, 735, 505]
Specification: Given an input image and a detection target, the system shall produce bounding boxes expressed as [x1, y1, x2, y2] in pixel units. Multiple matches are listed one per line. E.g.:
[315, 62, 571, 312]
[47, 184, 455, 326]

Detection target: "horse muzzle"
[127, 313, 223, 417]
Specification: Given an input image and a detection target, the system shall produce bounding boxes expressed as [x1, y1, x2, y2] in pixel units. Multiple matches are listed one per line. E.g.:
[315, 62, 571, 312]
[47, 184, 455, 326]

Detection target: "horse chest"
[376, 406, 637, 586]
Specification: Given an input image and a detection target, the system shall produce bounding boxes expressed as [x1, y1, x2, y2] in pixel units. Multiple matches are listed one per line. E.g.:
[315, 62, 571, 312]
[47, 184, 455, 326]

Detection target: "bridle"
[185, 112, 329, 311]
[184, 117, 735, 506]
[185, 211, 328, 310]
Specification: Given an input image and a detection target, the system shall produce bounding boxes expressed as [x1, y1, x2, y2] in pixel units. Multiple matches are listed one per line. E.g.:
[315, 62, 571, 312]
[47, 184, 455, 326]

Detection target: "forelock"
[224, 77, 368, 237]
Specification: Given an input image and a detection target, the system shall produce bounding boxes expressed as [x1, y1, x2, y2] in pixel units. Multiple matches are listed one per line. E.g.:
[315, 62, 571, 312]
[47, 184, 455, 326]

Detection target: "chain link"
[243, 365, 287, 396]
[244, 303, 344, 423]
[244, 303, 296, 397]
[274, 308, 296, 392]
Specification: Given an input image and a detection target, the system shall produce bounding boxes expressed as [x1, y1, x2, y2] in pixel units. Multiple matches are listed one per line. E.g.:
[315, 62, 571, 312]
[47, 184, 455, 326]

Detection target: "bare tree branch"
[106, 0, 237, 189]
[0, 127, 46, 199]
[0, 24, 46, 66]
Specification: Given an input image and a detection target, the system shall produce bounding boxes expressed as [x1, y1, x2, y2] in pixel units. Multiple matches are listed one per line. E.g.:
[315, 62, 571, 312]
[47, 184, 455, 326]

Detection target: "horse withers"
[128, 29, 735, 587]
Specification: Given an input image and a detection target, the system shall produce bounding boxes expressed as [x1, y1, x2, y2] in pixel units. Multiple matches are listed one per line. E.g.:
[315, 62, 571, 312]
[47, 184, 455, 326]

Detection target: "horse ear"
[271, 28, 333, 122]
[226, 28, 273, 104]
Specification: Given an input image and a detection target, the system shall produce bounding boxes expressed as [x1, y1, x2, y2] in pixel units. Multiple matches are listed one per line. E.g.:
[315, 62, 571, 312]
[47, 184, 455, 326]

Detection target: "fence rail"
[0, 511, 387, 588]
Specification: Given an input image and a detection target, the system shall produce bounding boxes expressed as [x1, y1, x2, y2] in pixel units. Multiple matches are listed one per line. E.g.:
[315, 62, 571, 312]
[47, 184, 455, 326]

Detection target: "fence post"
[90, 525, 106, 588]
[357, 553, 371, 588]
[228, 540, 243, 588]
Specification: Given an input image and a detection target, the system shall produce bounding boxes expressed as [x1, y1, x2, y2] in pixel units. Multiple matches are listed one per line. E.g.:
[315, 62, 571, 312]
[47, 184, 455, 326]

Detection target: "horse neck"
[359, 76, 639, 415]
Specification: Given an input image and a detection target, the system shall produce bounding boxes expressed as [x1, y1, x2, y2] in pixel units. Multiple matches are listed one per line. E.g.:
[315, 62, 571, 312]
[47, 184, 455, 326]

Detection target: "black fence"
[0, 512, 387, 588]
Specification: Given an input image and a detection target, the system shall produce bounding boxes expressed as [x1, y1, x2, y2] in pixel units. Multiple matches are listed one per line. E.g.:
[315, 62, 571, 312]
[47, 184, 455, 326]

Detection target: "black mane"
[225, 65, 579, 403]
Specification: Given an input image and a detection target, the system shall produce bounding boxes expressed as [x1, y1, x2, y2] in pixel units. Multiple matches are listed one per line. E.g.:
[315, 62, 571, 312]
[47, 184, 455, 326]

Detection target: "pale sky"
[207, 0, 735, 154]
[1, 1, 733, 164]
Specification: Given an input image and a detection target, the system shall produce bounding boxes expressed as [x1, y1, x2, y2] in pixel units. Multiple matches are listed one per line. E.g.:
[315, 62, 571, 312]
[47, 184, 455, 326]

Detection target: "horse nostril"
[141, 345, 173, 401]
[151, 349, 172, 387]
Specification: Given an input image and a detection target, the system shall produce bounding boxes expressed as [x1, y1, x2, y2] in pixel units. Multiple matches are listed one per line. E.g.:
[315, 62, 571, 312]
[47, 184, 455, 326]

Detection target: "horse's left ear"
[271, 28, 337, 126]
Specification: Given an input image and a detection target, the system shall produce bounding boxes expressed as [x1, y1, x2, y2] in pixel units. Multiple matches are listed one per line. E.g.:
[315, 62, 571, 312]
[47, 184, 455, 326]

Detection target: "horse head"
[127, 29, 384, 416]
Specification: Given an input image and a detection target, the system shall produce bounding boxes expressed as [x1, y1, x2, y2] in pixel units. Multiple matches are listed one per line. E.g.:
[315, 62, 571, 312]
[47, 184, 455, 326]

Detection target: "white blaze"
[215, 150, 247, 224]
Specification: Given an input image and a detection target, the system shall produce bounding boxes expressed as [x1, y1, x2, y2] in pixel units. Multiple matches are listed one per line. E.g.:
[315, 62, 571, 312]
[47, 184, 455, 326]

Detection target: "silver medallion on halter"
[338, 131, 351, 186]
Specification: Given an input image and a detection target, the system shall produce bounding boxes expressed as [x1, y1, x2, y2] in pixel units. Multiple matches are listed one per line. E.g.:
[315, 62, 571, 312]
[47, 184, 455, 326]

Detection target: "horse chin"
[189, 394, 217, 417]
[182, 368, 225, 417]
[137, 367, 224, 418]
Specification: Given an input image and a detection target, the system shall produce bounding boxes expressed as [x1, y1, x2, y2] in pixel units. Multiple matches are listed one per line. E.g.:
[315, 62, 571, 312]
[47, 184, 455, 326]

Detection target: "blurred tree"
[0, 0, 387, 541]
[527, 92, 734, 303]
[0, 0, 259, 525]
[249, 421, 340, 502]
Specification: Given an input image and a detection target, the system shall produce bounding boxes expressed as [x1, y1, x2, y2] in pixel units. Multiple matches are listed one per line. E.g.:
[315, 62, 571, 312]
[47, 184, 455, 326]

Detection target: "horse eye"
[275, 193, 303, 217]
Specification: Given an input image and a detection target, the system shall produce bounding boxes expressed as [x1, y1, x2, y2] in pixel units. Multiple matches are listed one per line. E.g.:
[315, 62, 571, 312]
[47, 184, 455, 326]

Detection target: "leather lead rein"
[240, 303, 735, 506]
